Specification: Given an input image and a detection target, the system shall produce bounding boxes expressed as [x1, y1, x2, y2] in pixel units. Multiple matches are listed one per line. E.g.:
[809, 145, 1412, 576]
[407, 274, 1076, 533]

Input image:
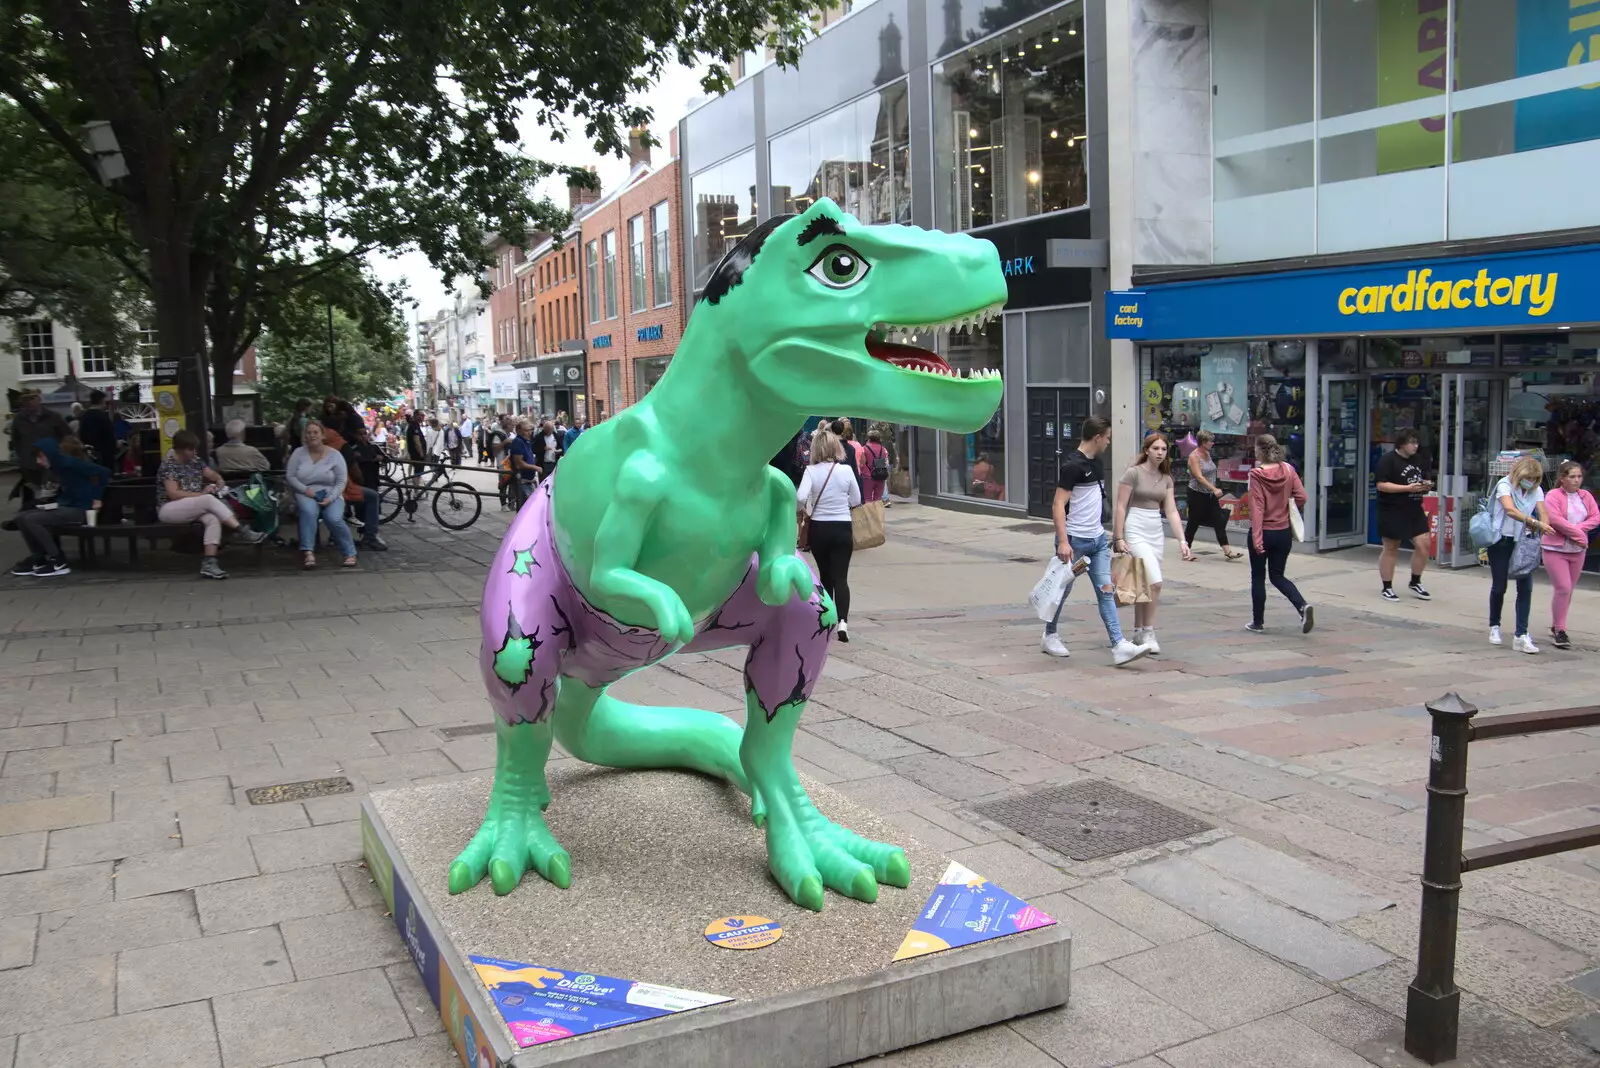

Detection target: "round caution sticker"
[704, 915, 783, 951]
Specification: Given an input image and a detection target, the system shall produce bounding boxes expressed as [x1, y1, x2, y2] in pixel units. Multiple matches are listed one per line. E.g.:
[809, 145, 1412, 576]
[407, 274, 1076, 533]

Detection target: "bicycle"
[378, 470, 483, 530]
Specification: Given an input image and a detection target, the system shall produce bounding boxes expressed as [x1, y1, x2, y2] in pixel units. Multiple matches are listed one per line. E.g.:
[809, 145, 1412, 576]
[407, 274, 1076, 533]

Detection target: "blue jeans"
[296, 493, 357, 556]
[1486, 535, 1532, 637]
[1045, 532, 1123, 646]
[360, 486, 381, 536]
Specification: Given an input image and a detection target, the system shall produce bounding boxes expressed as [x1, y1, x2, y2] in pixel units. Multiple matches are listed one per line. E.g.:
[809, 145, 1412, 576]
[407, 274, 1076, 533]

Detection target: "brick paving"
[0, 490, 1598, 1067]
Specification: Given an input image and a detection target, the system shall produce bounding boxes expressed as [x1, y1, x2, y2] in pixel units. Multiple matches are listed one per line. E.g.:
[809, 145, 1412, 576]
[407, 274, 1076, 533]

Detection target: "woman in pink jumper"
[1542, 460, 1599, 650]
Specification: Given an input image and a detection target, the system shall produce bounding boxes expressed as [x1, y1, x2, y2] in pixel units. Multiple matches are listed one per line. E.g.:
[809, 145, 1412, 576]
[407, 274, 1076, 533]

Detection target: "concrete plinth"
[362, 765, 1070, 1068]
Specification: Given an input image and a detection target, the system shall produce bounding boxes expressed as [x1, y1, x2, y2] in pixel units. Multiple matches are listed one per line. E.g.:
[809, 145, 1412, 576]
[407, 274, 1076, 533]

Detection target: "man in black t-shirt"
[1374, 429, 1433, 601]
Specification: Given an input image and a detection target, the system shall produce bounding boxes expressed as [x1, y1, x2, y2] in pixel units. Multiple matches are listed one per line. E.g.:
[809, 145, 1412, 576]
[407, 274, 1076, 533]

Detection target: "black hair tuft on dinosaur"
[700, 213, 796, 306]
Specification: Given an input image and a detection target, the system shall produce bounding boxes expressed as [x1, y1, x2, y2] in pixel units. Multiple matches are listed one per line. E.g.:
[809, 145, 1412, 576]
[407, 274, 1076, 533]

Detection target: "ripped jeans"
[1045, 532, 1124, 646]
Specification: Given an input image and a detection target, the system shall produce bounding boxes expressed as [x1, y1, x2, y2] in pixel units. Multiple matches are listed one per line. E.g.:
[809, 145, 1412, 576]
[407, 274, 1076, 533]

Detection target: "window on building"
[770, 81, 912, 226]
[138, 323, 158, 371]
[932, 3, 1087, 231]
[689, 150, 757, 291]
[628, 215, 647, 313]
[81, 343, 112, 374]
[651, 201, 672, 307]
[608, 359, 623, 416]
[19, 321, 55, 376]
[586, 240, 600, 323]
[602, 231, 619, 319]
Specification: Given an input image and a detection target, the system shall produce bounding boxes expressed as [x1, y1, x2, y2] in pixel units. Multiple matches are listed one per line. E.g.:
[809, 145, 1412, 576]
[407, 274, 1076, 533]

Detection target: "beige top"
[1119, 465, 1173, 511]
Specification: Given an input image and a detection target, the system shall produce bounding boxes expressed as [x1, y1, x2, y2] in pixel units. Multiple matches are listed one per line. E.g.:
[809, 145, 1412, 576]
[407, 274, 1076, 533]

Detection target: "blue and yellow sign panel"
[893, 861, 1056, 962]
[1106, 242, 1600, 342]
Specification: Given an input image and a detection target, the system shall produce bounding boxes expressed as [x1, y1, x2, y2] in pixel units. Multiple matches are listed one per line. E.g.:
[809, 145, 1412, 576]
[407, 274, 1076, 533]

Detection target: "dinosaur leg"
[550, 675, 764, 825]
[723, 562, 911, 911]
[447, 715, 572, 894]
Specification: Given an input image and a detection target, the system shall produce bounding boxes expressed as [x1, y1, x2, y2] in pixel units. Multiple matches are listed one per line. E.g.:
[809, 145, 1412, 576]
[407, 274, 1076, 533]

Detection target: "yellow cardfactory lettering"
[1337, 268, 1558, 319]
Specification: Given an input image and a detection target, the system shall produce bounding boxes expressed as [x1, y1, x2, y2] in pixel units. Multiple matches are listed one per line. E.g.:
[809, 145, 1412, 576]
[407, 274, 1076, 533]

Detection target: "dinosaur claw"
[884, 849, 911, 889]
[489, 857, 522, 896]
[447, 860, 477, 895]
[850, 869, 879, 903]
[796, 874, 825, 913]
[543, 852, 572, 890]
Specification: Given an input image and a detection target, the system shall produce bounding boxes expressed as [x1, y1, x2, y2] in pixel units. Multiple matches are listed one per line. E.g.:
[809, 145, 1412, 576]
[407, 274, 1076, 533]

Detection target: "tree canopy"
[0, 0, 836, 426]
[255, 304, 412, 421]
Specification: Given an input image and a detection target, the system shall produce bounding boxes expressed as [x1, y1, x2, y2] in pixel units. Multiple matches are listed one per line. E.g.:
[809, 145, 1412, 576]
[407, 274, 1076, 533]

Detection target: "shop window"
[585, 240, 600, 323]
[634, 355, 670, 399]
[769, 81, 911, 226]
[689, 150, 757, 291]
[1023, 307, 1090, 384]
[932, 3, 1087, 232]
[628, 215, 647, 313]
[651, 201, 672, 307]
[608, 359, 623, 415]
[939, 319, 1006, 499]
[602, 231, 619, 320]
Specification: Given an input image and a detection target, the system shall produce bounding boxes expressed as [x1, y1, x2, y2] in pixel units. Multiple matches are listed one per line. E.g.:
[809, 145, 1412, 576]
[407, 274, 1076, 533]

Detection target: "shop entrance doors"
[1437, 375, 1503, 568]
[1026, 387, 1090, 518]
[1318, 376, 1369, 550]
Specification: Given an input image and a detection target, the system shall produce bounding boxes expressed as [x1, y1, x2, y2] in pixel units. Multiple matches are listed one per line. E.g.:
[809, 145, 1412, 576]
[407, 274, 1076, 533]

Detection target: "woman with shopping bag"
[1245, 435, 1313, 635]
[797, 429, 862, 642]
[1111, 432, 1194, 655]
[1486, 455, 1550, 653]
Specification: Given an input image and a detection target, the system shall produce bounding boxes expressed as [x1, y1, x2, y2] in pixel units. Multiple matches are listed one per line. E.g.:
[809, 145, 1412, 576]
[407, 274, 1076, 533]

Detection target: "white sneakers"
[1489, 625, 1502, 646]
[1112, 639, 1150, 667]
[1513, 633, 1540, 655]
[1040, 632, 1070, 658]
[1132, 628, 1161, 655]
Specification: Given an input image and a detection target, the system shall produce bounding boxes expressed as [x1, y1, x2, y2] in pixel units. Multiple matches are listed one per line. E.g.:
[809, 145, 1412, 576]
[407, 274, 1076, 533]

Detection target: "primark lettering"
[1338, 268, 1558, 319]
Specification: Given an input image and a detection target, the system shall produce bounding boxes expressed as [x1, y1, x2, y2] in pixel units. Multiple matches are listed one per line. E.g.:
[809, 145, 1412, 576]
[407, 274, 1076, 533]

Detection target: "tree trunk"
[145, 237, 213, 457]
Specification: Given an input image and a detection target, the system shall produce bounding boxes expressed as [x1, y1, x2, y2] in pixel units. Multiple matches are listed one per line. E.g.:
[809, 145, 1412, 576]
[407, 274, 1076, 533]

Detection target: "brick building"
[484, 233, 526, 409]
[508, 172, 598, 418]
[577, 130, 685, 422]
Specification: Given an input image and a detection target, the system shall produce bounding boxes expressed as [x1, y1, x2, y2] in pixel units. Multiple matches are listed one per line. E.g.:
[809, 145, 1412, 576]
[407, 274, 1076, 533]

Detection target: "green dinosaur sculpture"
[452, 198, 1006, 911]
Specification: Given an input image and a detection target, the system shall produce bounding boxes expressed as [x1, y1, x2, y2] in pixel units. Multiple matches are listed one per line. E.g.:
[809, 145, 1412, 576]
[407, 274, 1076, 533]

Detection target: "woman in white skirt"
[1113, 432, 1195, 654]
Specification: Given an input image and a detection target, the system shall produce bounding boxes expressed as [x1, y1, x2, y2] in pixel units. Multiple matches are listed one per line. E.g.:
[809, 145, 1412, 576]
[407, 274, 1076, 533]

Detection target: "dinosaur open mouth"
[865, 302, 1006, 379]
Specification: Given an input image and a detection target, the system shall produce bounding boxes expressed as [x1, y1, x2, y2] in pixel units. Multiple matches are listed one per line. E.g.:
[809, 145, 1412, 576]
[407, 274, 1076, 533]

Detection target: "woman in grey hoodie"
[286, 421, 357, 568]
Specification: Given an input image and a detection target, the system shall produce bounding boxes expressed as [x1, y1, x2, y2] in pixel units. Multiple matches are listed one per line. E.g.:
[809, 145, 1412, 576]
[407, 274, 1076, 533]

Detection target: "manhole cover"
[245, 777, 355, 805]
[438, 722, 495, 740]
[974, 780, 1213, 861]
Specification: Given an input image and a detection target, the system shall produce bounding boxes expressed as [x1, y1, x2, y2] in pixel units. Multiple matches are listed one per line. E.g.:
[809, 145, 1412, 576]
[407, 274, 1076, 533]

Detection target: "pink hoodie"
[1542, 486, 1600, 553]
[1248, 462, 1307, 551]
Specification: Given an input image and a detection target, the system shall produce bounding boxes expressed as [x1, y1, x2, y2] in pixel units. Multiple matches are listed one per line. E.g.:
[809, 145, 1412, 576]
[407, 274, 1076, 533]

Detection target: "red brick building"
[577, 131, 685, 421]
[511, 172, 597, 417]
[485, 233, 525, 399]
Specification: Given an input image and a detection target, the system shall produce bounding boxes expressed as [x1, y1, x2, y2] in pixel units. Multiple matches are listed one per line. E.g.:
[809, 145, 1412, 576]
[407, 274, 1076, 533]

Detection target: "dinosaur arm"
[589, 449, 696, 643]
[757, 465, 816, 608]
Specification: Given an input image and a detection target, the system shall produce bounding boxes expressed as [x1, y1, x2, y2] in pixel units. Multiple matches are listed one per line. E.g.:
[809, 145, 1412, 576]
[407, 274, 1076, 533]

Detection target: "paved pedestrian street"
[1, 503, 1598, 1067]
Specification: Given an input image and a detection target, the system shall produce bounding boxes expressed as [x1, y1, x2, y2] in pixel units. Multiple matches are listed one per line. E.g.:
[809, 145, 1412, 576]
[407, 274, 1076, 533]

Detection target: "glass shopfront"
[769, 81, 912, 225]
[1112, 241, 1600, 568]
[688, 151, 758, 293]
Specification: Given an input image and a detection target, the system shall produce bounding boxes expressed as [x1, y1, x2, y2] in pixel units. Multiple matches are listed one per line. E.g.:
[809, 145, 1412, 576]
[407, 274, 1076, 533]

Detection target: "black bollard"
[1405, 691, 1478, 1065]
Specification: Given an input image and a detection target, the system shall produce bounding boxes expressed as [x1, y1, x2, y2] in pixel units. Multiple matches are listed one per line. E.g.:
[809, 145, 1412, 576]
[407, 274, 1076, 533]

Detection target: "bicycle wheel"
[432, 482, 482, 530]
[378, 478, 406, 525]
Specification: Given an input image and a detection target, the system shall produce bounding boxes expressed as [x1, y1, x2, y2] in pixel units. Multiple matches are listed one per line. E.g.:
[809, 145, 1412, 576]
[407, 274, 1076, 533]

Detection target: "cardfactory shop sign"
[1105, 243, 1599, 342]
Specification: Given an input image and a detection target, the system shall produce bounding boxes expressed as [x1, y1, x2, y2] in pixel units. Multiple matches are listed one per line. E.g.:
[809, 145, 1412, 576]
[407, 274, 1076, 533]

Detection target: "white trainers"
[1513, 633, 1540, 655]
[1040, 632, 1070, 658]
[1134, 628, 1160, 655]
[1488, 625, 1503, 646]
[1112, 639, 1150, 667]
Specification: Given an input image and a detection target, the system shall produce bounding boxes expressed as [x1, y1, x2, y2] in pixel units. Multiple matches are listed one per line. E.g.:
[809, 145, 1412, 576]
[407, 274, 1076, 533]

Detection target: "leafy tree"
[256, 305, 412, 421]
[0, 105, 144, 368]
[0, 0, 836, 435]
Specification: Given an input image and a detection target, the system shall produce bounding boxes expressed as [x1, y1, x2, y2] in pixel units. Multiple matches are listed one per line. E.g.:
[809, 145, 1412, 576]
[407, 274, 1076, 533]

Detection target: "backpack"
[868, 443, 889, 481]
[1468, 495, 1500, 550]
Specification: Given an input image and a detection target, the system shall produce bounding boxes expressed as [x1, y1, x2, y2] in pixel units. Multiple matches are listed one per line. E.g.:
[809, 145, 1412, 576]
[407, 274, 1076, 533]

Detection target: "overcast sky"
[369, 61, 712, 338]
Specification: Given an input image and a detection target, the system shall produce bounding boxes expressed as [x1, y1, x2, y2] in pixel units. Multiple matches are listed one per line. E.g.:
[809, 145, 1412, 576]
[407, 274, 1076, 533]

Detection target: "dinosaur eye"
[806, 245, 870, 289]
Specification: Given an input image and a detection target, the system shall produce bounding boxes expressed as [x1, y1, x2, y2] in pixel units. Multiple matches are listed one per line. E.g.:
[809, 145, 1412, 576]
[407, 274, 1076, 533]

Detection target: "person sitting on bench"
[9, 437, 110, 578]
[156, 429, 266, 580]
[214, 419, 271, 473]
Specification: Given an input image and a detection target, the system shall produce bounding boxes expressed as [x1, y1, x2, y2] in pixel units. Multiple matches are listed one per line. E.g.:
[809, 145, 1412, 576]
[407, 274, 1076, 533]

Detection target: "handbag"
[851, 498, 886, 550]
[1111, 553, 1152, 606]
[796, 463, 837, 553]
[1287, 500, 1305, 542]
[1508, 526, 1544, 578]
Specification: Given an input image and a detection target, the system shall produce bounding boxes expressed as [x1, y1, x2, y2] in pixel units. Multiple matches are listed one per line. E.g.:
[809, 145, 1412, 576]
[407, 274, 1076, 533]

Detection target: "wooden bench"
[64, 473, 286, 566]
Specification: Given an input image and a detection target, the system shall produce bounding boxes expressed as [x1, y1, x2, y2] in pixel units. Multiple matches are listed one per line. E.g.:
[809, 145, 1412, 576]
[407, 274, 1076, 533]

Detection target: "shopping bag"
[1111, 554, 1152, 606]
[851, 498, 886, 550]
[1287, 500, 1306, 542]
[1029, 558, 1072, 621]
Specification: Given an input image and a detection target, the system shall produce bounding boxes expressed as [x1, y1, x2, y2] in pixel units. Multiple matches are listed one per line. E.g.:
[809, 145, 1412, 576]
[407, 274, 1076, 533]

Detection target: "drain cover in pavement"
[974, 780, 1213, 861]
[438, 722, 495, 740]
[245, 777, 354, 805]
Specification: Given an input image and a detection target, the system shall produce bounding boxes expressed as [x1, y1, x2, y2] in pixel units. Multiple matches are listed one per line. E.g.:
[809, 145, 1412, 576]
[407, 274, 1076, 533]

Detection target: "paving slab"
[0, 914, 35, 970]
[45, 817, 181, 867]
[1160, 1013, 1377, 1068]
[251, 821, 364, 873]
[323, 1035, 457, 1068]
[0, 833, 45, 875]
[1066, 876, 1211, 946]
[1288, 993, 1404, 1049]
[384, 961, 444, 1037]
[118, 926, 293, 1011]
[34, 891, 200, 961]
[857, 1024, 1063, 1068]
[11, 1001, 220, 1068]
[195, 866, 352, 934]
[1125, 745, 1304, 802]
[1186, 835, 1394, 922]
[1010, 963, 1211, 1068]
[0, 953, 115, 1037]
[281, 905, 409, 980]
[1108, 931, 1331, 1030]
[112, 839, 258, 898]
[213, 968, 411, 1068]
[0, 861, 111, 917]
[1126, 856, 1393, 981]
[1028, 890, 1154, 969]
[0, 794, 110, 836]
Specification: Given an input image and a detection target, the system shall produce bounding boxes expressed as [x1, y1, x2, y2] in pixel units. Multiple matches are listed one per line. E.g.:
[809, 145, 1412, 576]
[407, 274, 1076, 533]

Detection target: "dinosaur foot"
[448, 789, 571, 896]
[753, 766, 910, 911]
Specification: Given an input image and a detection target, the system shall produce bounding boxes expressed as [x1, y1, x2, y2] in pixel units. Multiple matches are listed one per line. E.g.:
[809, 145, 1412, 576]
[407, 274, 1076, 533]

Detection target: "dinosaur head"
[700, 199, 1007, 433]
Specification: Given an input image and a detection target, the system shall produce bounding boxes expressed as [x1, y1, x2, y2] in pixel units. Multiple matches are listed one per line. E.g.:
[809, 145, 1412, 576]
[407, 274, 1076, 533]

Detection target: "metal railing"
[1406, 693, 1600, 1064]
